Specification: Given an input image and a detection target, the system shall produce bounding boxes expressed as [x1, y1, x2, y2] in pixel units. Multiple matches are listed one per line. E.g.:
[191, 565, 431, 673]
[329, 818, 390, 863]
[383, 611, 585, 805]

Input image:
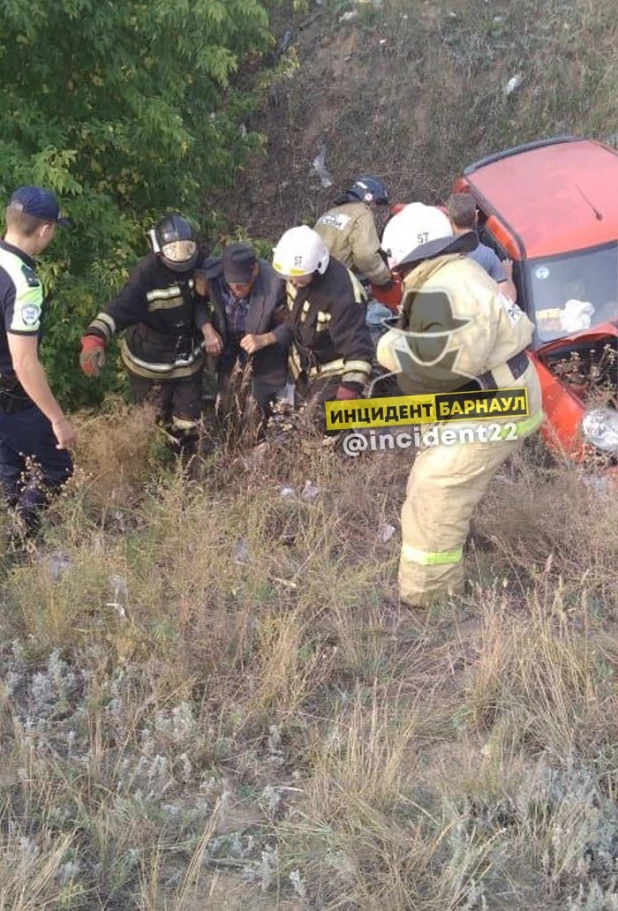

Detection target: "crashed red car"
[374, 136, 618, 472]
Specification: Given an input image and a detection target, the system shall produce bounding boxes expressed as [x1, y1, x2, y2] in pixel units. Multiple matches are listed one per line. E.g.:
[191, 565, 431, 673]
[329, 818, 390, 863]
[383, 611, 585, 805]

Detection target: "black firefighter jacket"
[84, 253, 206, 381]
[198, 257, 290, 398]
[285, 257, 374, 392]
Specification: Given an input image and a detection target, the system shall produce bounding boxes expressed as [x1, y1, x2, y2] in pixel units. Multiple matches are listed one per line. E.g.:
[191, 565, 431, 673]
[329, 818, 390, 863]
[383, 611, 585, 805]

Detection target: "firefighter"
[79, 213, 208, 458]
[271, 225, 374, 428]
[314, 176, 393, 287]
[0, 186, 75, 544]
[195, 242, 290, 441]
[314, 176, 396, 347]
[376, 203, 544, 608]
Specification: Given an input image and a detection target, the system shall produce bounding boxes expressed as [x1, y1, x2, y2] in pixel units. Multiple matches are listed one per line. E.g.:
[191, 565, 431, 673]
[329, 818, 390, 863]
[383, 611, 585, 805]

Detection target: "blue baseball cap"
[8, 186, 72, 228]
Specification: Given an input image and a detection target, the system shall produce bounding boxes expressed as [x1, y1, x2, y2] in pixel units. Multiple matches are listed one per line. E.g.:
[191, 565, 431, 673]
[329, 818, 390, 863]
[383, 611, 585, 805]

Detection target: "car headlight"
[581, 407, 618, 454]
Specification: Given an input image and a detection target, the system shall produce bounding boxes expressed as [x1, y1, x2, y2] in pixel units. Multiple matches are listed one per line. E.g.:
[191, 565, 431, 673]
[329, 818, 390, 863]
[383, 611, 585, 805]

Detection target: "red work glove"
[335, 384, 361, 401]
[80, 335, 107, 377]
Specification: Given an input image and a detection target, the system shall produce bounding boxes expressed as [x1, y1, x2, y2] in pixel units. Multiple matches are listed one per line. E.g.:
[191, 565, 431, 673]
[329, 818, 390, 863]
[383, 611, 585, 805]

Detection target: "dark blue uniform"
[0, 239, 73, 532]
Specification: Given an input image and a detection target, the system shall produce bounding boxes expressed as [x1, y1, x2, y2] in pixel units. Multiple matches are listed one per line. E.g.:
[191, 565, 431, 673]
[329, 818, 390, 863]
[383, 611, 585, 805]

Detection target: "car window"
[525, 242, 618, 345]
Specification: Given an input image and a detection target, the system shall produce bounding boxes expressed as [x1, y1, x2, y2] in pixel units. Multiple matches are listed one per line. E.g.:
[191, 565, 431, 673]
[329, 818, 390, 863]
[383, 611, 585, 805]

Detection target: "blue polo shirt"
[0, 238, 44, 380]
[468, 243, 507, 283]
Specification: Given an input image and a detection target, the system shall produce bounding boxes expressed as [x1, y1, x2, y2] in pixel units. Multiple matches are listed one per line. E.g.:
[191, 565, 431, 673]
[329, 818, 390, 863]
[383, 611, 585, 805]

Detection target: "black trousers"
[128, 371, 204, 434]
[0, 400, 73, 535]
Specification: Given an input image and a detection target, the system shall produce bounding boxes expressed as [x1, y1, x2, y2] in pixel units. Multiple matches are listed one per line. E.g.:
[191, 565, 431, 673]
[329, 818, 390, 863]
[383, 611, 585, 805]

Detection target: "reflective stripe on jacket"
[285, 257, 374, 388]
[84, 253, 205, 379]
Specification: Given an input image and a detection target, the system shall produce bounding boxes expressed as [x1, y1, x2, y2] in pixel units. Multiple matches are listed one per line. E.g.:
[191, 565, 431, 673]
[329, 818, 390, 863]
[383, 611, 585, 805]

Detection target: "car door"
[474, 205, 530, 318]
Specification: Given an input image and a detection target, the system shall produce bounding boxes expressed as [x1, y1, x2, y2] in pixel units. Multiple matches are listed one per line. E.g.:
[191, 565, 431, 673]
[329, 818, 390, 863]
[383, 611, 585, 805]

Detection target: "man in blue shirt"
[446, 193, 517, 301]
[0, 186, 75, 544]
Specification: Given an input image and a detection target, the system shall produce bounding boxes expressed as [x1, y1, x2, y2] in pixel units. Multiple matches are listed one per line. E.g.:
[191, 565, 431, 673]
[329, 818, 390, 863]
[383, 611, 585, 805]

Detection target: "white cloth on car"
[559, 299, 595, 333]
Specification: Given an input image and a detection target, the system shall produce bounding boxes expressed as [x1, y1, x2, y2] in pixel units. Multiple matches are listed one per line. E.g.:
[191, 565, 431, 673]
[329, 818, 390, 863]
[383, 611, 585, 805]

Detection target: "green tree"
[0, 0, 275, 407]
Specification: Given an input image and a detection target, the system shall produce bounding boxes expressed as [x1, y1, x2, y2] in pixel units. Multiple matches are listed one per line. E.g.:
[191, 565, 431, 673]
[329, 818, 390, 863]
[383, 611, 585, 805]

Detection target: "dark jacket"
[84, 253, 206, 381]
[199, 257, 290, 396]
[285, 257, 374, 391]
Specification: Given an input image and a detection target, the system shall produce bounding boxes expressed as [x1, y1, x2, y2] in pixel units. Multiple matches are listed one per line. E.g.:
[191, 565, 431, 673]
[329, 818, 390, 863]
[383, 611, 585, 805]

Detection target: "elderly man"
[196, 242, 290, 439]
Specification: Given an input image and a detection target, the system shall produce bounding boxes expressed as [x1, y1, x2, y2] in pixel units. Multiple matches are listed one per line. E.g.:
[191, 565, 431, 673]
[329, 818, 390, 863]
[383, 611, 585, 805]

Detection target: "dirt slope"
[211, 0, 618, 245]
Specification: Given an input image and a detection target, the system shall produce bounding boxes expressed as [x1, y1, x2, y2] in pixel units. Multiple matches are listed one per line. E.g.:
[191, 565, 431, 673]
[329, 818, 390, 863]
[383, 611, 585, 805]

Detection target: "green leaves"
[0, 0, 274, 409]
[29, 149, 83, 196]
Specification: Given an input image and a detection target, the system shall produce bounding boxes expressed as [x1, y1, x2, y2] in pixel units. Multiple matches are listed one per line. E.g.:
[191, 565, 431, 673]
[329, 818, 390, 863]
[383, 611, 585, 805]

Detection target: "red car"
[374, 137, 618, 473]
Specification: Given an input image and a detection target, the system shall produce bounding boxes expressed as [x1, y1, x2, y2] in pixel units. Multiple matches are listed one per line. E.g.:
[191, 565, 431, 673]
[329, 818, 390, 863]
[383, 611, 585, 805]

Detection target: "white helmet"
[272, 225, 330, 278]
[382, 202, 454, 271]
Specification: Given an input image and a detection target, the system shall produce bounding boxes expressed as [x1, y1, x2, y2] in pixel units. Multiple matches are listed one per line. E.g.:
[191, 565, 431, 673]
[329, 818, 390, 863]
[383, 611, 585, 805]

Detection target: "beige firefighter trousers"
[398, 367, 544, 607]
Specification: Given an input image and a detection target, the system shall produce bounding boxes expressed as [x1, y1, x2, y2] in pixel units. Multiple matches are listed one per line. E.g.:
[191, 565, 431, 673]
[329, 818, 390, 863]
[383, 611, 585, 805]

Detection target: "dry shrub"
[70, 397, 163, 508]
[2, 435, 617, 909]
[0, 819, 76, 911]
[460, 584, 616, 759]
[2, 428, 616, 909]
[474, 450, 618, 607]
[306, 685, 421, 817]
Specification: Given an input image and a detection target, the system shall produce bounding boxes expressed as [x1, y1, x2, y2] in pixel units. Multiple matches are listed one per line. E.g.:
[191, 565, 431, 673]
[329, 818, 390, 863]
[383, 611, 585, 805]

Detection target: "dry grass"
[475, 448, 618, 605]
[2, 1, 618, 906]
[0, 397, 616, 909]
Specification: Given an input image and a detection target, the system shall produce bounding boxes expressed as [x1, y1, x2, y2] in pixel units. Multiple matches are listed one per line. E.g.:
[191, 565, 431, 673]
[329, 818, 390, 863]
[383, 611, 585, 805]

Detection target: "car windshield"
[525, 242, 618, 347]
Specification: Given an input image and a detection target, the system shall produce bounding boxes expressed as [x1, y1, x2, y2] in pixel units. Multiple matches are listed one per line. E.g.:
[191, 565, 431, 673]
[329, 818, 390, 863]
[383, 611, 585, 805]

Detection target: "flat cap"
[222, 243, 257, 283]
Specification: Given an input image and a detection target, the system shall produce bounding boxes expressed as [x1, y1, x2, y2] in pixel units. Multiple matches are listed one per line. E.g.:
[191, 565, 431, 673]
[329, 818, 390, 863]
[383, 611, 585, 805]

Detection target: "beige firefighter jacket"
[376, 253, 544, 431]
[314, 201, 391, 286]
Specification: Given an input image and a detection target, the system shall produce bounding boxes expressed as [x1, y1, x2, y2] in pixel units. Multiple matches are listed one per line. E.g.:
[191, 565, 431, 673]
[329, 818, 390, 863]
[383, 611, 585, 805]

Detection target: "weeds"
[0, 395, 615, 908]
[1, 1, 618, 905]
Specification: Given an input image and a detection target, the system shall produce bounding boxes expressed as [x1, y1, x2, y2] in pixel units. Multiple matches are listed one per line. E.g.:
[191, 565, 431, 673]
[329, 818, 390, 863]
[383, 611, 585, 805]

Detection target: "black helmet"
[149, 213, 198, 272]
[347, 176, 390, 206]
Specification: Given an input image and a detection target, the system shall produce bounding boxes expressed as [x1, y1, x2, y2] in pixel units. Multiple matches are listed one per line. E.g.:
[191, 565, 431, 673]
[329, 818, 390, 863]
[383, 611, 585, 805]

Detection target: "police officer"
[271, 225, 374, 429]
[0, 186, 75, 542]
[195, 242, 290, 441]
[79, 213, 208, 458]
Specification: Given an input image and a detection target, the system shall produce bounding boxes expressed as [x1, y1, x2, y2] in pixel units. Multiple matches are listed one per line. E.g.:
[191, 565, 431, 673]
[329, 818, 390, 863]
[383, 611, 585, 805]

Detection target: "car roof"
[463, 137, 618, 259]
